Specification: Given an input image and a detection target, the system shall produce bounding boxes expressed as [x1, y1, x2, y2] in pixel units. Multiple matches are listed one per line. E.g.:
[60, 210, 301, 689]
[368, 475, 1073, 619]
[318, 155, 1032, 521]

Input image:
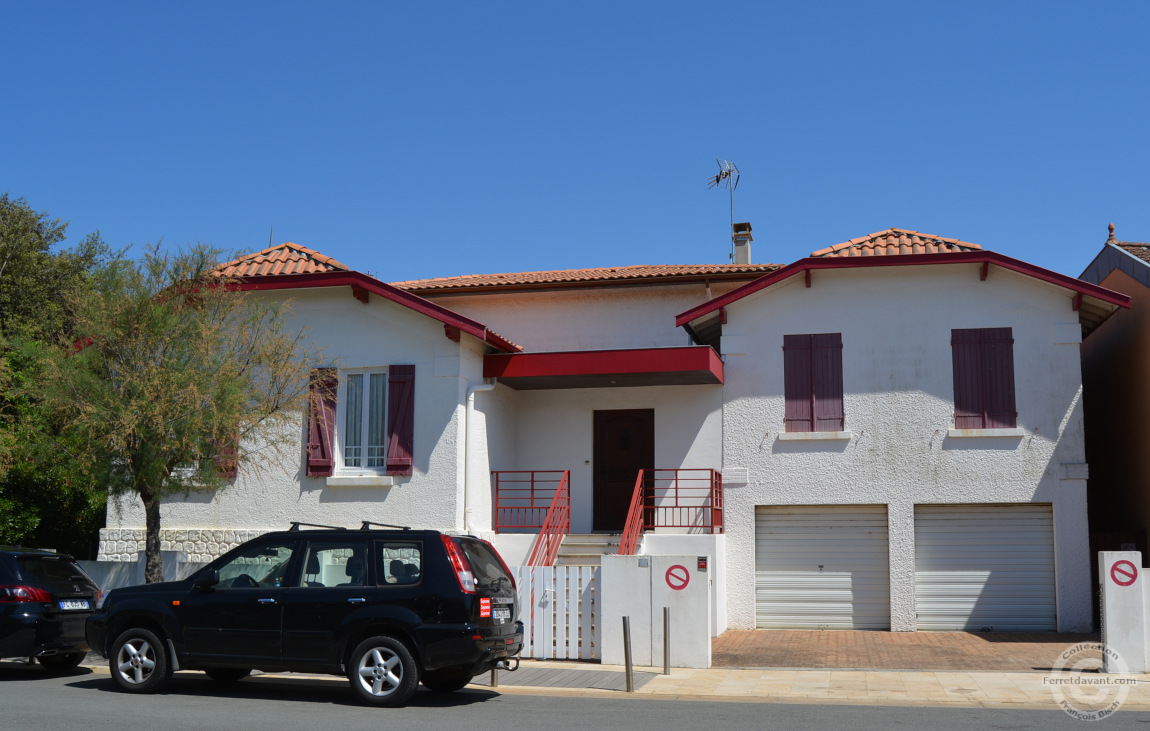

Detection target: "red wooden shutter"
[386, 365, 415, 476]
[813, 333, 844, 431]
[783, 335, 813, 432]
[951, 329, 985, 428]
[213, 431, 239, 480]
[306, 368, 338, 477]
[983, 327, 1016, 428]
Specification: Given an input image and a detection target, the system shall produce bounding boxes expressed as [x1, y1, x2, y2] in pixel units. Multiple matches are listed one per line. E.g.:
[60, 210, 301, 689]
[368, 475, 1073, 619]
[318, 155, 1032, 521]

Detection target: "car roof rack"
[289, 522, 347, 531]
[360, 521, 411, 531]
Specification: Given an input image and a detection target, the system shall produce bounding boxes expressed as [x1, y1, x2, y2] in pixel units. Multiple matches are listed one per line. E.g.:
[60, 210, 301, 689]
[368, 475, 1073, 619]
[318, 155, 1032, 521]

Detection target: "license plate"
[493, 608, 511, 619]
[59, 599, 90, 610]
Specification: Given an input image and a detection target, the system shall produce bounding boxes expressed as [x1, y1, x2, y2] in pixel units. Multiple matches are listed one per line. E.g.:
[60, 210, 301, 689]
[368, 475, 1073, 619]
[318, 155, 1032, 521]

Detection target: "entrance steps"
[555, 533, 621, 566]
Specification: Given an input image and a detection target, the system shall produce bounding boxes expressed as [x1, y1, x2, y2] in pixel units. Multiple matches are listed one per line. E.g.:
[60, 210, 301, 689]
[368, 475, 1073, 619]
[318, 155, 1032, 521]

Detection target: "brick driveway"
[713, 630, 1101, 671]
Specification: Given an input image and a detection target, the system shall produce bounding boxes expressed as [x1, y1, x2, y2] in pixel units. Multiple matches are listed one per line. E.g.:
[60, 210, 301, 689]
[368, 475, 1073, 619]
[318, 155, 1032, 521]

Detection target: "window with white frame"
[339, 369, 387, 471]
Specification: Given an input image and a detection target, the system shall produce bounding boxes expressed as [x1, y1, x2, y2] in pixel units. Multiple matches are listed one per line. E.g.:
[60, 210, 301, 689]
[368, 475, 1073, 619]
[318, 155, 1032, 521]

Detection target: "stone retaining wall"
[97, 528, 269, 563]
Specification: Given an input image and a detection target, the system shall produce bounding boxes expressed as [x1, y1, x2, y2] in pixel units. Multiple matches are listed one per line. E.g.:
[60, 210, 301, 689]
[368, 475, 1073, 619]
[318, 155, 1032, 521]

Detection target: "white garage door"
[914, 504, 1056, 631]
[755, 505, 891, 629]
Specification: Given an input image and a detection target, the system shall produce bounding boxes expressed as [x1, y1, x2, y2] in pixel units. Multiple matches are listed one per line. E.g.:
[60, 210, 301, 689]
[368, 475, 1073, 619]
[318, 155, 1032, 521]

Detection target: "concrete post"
[1098, 551, 1146, 673]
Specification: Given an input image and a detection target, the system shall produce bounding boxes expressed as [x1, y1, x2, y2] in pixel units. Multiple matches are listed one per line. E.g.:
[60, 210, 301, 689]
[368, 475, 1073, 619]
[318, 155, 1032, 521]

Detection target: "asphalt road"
[4, 662, 1150, 730]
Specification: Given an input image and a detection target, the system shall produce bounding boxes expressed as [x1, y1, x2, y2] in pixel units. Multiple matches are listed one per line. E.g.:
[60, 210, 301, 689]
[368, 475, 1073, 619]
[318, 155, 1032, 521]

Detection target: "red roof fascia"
[232, 270, 521, 352]
[484, 346, 723, 383]
[676, 251, 1131, 327]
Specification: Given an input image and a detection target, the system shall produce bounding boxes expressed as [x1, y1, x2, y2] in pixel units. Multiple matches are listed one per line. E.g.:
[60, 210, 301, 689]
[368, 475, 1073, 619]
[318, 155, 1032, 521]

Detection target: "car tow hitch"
[496, 656, 520, 672]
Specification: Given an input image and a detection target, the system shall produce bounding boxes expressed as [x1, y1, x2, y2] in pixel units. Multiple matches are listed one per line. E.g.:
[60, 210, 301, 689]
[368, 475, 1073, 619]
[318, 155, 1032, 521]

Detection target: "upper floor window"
[951, 327, 1016, 429]
[783, 333, 844, 432]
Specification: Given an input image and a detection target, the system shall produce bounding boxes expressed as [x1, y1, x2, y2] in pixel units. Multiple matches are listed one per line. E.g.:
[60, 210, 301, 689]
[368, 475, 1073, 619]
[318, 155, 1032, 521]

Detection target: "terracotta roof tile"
[1115, 241, 1150, 265]
[215, 243, 350, 277]
[391, 263, 781, 293]
[811, 228, 982, 258]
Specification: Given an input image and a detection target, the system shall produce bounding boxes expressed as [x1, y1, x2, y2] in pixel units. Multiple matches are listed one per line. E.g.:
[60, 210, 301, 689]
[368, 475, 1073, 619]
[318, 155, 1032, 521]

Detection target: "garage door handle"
[348, 597, 366, 604]
[257, 598, 277, 605]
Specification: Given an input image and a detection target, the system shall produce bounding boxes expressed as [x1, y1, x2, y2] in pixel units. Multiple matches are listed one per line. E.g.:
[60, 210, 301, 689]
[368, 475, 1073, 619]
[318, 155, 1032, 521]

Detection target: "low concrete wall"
[639, 533, 726, 637]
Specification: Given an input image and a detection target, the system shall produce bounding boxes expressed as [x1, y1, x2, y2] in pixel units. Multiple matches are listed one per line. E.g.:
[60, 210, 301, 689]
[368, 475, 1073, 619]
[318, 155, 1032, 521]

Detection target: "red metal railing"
[525, 471, 571, 567]
[619, 468, 723, 555]
[619, 469, 648, 556]
[493, 470, 569, 532]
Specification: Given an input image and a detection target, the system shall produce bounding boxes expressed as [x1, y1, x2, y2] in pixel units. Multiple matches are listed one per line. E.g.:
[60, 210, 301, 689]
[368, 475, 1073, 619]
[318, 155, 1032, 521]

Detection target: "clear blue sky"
[4, 2, 1148, 281]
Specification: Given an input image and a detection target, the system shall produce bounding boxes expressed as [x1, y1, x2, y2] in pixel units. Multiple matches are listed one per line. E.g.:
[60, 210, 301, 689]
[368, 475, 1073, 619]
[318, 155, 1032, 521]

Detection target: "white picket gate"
[512, 565, 601, 660]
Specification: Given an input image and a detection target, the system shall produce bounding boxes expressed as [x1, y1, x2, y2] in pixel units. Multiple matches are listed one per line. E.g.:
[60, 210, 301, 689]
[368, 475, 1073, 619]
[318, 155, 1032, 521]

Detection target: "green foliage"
[0, 194, 112, 551]
[34, 243, 319, 580]
[0, 193, 111, 341]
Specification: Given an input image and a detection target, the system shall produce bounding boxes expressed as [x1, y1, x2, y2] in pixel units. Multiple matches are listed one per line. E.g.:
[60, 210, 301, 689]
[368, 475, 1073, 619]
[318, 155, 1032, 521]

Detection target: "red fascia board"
[484, 346, 723, 383]
[233, 271, 521, 352]
[675, 251, 1131, 327]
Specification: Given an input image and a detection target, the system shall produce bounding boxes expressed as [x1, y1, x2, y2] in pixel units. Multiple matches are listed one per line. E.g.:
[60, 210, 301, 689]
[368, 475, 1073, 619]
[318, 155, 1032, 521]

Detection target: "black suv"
[1, 545, 101, 672]
[86, 524, 522, 706]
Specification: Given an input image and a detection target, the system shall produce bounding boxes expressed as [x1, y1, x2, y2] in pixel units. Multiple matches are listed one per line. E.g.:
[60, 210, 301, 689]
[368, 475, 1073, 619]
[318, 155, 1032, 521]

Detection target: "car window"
[457, 539, 512, 591]
[15, 555, 89, 583]
[216, 542, 297, 588]
[376, 541, 422, 585]
[300, 541, 370, 588]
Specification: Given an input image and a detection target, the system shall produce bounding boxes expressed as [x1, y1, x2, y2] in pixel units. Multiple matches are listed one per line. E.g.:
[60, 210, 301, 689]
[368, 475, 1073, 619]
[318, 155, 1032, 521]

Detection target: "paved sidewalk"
[487, 659, 1150, 712]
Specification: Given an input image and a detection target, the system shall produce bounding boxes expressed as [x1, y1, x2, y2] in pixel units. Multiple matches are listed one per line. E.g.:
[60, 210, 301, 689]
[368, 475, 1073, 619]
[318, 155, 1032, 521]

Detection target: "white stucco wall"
[101, 287, 490, 559]
[425, 281, 744, 352]
[719, 263, 1092, 632]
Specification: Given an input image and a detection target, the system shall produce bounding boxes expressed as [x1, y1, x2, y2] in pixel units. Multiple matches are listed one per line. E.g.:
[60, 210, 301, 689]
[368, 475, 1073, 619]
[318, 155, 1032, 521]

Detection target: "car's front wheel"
[348, 635, 419, 707]
[37, 652, 86, 673]
[110, 627, 172, 693]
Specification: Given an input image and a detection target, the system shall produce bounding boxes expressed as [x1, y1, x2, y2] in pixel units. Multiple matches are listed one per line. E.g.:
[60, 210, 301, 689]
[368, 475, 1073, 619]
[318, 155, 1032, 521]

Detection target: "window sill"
[778, 431, 852, 441]
[326, 475, 395, 488]
[947, 428, 1026, 438]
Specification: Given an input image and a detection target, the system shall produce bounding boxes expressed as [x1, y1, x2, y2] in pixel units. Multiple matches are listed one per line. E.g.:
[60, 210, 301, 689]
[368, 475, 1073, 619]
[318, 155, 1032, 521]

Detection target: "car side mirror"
[193, 570, 220, 590]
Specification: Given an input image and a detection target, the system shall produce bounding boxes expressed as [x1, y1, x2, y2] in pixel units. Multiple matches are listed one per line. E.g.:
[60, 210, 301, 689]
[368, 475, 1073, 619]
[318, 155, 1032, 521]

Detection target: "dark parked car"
[1, 545, 101, 672]
[86, 523, 523, 706]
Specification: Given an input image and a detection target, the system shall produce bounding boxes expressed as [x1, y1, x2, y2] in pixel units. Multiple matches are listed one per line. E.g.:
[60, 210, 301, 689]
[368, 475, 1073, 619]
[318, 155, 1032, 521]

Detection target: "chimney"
[732, 222, 752, 264]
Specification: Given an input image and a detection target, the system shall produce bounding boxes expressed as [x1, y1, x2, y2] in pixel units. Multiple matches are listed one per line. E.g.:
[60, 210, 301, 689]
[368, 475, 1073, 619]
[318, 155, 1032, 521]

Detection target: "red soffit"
[484, 346, 723, 390]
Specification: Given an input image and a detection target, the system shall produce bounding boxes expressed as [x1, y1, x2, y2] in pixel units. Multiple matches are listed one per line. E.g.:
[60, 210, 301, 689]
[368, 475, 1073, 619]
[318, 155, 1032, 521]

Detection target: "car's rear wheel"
[204, 667, 252, 682]
[110, 627, 171, 693]
[348, 635, 419, 706]
[37, 652, 86, 673]
[421, 669, 472, 692]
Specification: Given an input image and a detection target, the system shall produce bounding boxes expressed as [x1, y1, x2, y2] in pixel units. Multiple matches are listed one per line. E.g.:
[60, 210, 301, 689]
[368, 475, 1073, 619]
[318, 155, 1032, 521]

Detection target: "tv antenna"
[707, 159, 740, 262]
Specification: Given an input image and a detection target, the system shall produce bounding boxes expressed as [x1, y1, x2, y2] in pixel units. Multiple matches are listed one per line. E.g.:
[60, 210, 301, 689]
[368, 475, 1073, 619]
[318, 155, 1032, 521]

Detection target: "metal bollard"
[623, 615, 634, 692]
[490, 667, 498, 687]
[663, 606, 670, 675]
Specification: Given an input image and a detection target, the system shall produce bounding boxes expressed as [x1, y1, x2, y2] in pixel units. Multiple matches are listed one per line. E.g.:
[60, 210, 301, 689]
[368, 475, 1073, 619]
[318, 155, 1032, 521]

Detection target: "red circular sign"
[665, 564, 690, 591]
[1111, 560, 1139, 587]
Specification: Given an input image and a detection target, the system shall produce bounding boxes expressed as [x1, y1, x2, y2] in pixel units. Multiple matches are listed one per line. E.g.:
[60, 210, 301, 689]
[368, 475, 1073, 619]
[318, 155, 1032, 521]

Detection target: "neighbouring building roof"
[215, 243, 350, 277]
[811, 228, 982, 258]
[390, 263, 782, 294]
[1080, 224, 1150, 291]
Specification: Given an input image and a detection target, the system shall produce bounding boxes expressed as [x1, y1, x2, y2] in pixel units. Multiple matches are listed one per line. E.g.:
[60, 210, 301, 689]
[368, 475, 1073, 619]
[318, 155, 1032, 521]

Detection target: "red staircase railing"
[525, 471, 571, 567]
[493, 470, 569, 532]
[619, 469, 647, 556]
[619, 468, 723, 555]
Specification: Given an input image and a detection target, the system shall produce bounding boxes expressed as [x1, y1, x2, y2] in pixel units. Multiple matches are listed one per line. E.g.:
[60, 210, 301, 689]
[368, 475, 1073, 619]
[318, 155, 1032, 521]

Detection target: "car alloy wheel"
[348, 635, 419, 706]
[110, 627, 171, 693]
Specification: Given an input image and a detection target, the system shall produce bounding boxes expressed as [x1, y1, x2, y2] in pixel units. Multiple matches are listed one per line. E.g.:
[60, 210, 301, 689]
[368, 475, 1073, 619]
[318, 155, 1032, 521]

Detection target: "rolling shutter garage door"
[914, 504, 1056, 631]
[755, 505, 891, 629]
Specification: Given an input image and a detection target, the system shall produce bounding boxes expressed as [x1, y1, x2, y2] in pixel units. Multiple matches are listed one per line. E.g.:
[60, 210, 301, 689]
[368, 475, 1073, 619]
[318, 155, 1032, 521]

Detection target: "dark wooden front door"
[593, 409, 654, 531]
